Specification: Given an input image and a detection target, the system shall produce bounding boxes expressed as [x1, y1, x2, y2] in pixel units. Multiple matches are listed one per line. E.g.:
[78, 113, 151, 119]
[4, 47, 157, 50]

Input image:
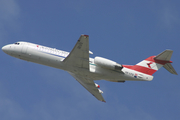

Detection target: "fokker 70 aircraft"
[2, 35, 177, 102]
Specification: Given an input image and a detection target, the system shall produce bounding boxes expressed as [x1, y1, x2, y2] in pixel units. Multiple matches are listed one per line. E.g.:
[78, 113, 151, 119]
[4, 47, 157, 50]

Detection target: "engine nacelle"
[94, 57, 123, 70]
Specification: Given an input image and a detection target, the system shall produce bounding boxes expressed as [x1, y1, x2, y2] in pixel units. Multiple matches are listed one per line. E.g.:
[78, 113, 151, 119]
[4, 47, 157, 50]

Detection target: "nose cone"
[2, 45, 10, 54]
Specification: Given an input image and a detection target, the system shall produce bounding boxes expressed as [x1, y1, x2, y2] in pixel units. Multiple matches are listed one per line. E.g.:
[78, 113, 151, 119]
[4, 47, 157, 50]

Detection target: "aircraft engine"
[94, 57, 123, 70]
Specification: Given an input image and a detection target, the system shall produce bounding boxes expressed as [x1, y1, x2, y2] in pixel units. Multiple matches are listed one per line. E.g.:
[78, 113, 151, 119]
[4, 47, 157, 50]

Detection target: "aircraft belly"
[89, 65, 144, 82]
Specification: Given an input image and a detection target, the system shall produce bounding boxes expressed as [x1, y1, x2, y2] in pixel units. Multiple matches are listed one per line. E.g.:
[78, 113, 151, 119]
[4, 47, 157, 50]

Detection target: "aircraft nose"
[2, 45, 10, 54]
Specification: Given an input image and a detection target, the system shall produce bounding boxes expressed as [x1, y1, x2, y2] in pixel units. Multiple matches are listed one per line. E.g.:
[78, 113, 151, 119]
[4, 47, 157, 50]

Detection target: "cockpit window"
[14, 42, 20, 45]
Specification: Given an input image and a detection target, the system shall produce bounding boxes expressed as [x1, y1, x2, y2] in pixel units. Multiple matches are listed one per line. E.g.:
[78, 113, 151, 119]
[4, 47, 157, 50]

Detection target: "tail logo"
[147, 62, 153, 68]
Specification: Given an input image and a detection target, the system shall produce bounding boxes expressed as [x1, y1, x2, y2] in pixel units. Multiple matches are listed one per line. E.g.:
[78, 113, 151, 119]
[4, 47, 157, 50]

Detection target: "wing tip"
[101, 100, 106, 103]
[81, 34, 89, 37]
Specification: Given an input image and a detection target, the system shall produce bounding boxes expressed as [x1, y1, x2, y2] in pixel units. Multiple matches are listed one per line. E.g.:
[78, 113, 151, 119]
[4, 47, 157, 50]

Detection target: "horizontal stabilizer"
[154, 49, 177, 75]
[163, 63, 178, 75]
[154, 49, 173, 61]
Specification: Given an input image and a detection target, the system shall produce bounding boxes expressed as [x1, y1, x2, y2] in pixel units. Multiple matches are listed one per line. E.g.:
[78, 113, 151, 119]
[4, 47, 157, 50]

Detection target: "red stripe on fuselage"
[123, 65, 157, 75]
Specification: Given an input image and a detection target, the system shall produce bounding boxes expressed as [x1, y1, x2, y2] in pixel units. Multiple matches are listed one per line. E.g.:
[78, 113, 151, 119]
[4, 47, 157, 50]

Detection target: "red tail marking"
[147, 62, 153, 68]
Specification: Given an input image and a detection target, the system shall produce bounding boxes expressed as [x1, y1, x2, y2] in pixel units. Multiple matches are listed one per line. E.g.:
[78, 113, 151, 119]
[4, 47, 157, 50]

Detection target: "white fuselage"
[2, 42, 153, 82]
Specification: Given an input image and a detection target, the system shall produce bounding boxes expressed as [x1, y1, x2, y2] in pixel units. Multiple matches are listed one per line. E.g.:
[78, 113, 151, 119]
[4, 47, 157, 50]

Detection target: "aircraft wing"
[69, 72, 106, 102]
[63, 35, 89, 69]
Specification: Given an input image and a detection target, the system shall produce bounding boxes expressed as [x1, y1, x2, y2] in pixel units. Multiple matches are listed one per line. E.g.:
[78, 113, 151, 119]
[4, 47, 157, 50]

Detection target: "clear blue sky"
[1, 0, 180, 120]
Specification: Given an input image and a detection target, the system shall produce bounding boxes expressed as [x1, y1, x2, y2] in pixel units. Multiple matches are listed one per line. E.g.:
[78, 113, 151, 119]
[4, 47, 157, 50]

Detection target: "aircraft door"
[21, 43, 28, 54]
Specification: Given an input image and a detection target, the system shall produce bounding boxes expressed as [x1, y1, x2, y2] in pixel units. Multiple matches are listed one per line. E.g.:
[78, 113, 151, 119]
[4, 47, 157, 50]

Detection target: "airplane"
[2, 35, 178, 102]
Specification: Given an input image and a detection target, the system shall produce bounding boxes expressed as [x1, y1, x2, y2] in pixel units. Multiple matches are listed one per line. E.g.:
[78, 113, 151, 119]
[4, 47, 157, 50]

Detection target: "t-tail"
[123, 50, 178, 78]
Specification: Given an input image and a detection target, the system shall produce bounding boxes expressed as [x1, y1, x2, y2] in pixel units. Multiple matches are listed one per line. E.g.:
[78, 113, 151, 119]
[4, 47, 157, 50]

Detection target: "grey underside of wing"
[63, 35, 105, 102]
[63, 35, 89, 69]
[69, 72, 105, 102]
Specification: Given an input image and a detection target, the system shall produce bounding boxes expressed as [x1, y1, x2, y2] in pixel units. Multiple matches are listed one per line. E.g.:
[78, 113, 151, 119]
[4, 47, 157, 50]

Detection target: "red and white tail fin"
[123, 50, 178, 76]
